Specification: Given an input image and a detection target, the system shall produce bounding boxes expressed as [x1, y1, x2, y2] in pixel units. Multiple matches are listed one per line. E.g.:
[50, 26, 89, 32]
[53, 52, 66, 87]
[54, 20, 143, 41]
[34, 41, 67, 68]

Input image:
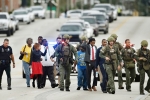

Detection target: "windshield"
[89, 15, 105, 21]
[61, 25, 81, 31]
[0, 15, 7, 19]
[94, 6, 110, 11]
[99, 10, 105, 13]
[82, 18, 96, 24]
[82, 13, 89, 16]
[13, 11, 27, 15]
[68, 22, 84, 27]
[32, 7, 43, 11]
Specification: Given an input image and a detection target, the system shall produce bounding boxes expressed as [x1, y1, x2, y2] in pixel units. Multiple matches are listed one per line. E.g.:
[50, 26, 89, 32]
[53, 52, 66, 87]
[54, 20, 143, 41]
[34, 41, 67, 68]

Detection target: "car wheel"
[42, 17, 46, 19]
[135, 74, 140, 82]
[16, 25, 19, 30]
[11, 28, 14, 35]
[104, 28, 109, 34]
[22, 70, 26, 78]
[32, 19, 35, 22]
[27, 21, 30, 24]
[6, 29, 11, 37]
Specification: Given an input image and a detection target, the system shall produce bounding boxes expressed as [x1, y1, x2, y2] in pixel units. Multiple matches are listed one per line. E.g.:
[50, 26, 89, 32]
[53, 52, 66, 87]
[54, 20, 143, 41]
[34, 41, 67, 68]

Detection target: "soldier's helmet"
[107, 37, 114, 42]
[141, 40, 148, 47]
[111, 33, 118, 39]
[63, 34, 70, 39]
[80, 36, 87, 41]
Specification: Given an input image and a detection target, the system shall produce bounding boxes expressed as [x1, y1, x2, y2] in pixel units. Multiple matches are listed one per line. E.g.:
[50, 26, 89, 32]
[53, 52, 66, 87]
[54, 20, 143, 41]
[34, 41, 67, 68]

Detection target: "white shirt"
[41, 45, 55, 66]
[90, 45, 96, 60]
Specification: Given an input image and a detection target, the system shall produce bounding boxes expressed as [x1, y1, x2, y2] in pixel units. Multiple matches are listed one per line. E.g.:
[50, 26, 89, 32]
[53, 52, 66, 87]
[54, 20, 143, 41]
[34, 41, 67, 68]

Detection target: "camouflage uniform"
[55, 35, 77, 91]
[100, 37, 122, 94]
[111, 34, 124, 89]
[121, 46, 136, 91]
[137, 40, 150, 95]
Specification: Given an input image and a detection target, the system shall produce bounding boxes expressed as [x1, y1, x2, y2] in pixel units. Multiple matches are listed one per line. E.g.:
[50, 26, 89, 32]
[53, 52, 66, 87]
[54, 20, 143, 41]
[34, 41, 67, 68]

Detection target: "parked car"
[88, 12, 109, 34]
[12, 9, 31, 24]
[31, 6, 46, 19]
[91, 8, 109, 19]
[111, 5, 118, 20]
[57, 23, 87, 44]
[80, 16, 99, 36]
[26, 8, 35, 22]
[67, 9, 83, 18]
[10, 14, 19, 32]
[67, 19, 86, 28]
[93, 3, 114, 22]
[0, 12, 14, 36]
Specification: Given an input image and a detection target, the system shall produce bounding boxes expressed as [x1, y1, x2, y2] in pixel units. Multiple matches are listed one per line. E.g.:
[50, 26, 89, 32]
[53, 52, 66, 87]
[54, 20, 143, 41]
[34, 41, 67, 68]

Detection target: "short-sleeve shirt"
[21, 45, 32, 63]
[77, 51, 86, 69]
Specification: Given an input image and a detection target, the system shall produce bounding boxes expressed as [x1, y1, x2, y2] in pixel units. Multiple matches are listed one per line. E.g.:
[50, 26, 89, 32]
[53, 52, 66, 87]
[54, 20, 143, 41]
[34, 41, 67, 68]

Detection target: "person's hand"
[118, 65, 121, 71]
[50, 58, 55, 62]
[13, 64, 15, 68]
[105, 57, 110, 61]
[24, 52, 27, 55]
[60, 58, 63, 61]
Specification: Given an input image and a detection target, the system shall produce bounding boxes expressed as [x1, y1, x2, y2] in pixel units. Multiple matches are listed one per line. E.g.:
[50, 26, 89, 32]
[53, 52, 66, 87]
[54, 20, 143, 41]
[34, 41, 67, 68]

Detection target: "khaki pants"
[98, 65, 103, 83]
[53, 65, 60, 85]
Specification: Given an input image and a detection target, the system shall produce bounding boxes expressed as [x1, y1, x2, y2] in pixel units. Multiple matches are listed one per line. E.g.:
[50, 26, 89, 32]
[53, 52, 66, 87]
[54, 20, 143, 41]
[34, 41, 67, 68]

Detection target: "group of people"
[0, 33, 149, 96]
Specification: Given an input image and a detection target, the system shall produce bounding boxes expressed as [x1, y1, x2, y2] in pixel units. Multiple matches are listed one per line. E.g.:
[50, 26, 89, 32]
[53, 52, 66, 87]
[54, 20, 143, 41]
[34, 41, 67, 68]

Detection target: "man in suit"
[83, 38, 97, 91]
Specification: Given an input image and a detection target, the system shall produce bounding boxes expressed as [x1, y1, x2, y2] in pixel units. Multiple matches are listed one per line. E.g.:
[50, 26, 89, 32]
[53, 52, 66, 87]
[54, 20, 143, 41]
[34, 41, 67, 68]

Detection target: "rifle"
[108, 51, 115, 73]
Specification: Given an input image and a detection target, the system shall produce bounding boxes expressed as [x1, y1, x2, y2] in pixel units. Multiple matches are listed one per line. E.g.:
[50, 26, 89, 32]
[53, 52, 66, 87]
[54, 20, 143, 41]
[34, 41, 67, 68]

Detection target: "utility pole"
[1, 0, 5, 12]
[49, 0, 52, 18]
[56, 0, 60, 18]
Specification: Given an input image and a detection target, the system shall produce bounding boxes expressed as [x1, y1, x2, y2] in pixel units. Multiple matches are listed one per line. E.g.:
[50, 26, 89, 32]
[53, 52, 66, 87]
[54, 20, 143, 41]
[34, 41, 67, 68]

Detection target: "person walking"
[82, 38, 97, 91]
[40, 39, 58, 88]
[111, 34, 124, 89]
[55, 34, 77, 91]
[137, 40, 150, 95]
[74, 45, 88, 91]
[96, 39, 107, 93]
[121, 39, 136, 92]
[0, 39, 15, 90]
[20, 38, 33, 87]
[30, 43, 47, 89]
[100, 37, 123, 94]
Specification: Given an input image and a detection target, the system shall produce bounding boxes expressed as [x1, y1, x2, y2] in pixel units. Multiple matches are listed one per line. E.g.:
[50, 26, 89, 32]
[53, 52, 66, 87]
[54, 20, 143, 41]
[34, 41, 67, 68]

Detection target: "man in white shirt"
[40, 39, 58, 88]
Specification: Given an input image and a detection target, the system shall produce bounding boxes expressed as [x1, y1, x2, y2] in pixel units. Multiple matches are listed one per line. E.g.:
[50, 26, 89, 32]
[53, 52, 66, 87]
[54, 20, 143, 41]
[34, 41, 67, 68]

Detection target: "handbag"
[19, 45, 26, 60]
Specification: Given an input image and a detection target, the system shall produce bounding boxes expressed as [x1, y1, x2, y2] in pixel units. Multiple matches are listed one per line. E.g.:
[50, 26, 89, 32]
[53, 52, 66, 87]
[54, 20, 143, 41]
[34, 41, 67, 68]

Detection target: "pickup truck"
[0, 12, 14, 36]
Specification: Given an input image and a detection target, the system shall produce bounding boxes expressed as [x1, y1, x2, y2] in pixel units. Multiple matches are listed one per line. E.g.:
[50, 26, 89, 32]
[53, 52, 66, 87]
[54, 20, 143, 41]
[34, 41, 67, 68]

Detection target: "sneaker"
[66, 88, 70, 92]
[83, 88, 88, 91]
[88, 88, 92, 91]
[77, 87, 81, 90]
[60, 88, 64, 91]
[7, 86, 11, 90]
[51, 84, 59, 88]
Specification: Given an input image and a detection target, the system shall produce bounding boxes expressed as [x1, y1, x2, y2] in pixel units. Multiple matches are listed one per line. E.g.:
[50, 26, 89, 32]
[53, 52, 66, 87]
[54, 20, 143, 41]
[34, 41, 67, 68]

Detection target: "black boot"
[66, 87, 70, 92]
[7, 78, 11, 90]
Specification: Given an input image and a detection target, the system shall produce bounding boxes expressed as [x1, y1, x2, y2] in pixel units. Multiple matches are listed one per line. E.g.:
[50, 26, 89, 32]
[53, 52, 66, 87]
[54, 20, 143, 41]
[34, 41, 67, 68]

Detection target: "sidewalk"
[144, 94, 150, 100]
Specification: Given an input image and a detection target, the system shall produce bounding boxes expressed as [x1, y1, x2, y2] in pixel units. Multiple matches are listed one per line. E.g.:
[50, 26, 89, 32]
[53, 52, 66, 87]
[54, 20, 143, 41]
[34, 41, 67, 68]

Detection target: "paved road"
[0, 17, 150, 100]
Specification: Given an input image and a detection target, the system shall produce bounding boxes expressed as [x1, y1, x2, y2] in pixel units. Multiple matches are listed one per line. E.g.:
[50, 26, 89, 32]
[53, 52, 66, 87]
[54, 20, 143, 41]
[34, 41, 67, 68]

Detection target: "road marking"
[111, 17, 132, 34]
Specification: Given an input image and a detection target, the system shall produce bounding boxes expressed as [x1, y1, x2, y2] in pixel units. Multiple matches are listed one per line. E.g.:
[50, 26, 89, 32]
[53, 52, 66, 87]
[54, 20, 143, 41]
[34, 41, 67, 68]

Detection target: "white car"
[26, 8, 35, 22]
[10, 14, 19, 32]
[31, 6, 46, 19]
[82, 10, 99, 17]
[67, 9, 83, 18]
[0, 12, 14, 36]
[84, 22, 93, 38]
[91, 8, 109, 19]
[111, 5, 118, 20]
[12, 9, 31, 24]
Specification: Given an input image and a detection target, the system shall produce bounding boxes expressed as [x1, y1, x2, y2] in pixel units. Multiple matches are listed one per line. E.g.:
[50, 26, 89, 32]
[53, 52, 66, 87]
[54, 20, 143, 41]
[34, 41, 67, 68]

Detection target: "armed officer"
[55, 34, 77, 91]
[100, 37, 122, 94]
[0, 39, 15, 90]
[121, 39, 136, 92]
[137, 40, 150, 95]
[111, 33, 124, 89]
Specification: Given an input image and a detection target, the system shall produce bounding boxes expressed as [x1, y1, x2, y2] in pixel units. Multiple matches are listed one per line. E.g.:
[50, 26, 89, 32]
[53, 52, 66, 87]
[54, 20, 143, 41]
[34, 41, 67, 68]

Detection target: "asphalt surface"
[0, 17, 150, 100]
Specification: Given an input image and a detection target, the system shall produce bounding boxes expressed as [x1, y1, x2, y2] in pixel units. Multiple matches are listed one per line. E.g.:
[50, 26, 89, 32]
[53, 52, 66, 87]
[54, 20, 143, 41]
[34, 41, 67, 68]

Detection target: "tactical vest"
[139, 49, 150, 70]
[122, 48, 135, 68]
[0, 47, 11, 64]
[114, 42, 122, 51]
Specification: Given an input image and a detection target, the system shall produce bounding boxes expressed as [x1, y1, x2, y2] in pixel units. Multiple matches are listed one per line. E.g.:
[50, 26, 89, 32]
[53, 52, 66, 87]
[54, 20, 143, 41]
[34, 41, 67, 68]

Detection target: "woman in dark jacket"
[30, 43, 47, 89]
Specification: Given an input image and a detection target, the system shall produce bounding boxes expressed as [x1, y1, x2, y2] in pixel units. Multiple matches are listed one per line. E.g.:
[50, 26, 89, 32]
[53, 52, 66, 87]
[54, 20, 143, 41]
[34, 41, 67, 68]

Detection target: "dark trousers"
[33, 74, 42, 88]
[41, 66, 56, 87]
[86, 61, 97, 89]
[0, 65, 11, 86]
[99, 64, 108, 91]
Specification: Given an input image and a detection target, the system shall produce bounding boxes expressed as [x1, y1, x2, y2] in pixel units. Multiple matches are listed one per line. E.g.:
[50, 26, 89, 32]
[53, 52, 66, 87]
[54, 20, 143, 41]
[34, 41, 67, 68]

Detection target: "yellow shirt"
[21, 45, 32, 63]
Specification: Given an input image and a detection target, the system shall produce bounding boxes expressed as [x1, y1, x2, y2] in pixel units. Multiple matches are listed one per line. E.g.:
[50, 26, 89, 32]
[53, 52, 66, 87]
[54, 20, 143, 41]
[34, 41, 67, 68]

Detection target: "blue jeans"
[22, 61, 30, 86]
[77, 68, 87, 89]
[99, 64, 108, 91]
